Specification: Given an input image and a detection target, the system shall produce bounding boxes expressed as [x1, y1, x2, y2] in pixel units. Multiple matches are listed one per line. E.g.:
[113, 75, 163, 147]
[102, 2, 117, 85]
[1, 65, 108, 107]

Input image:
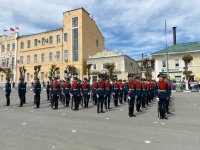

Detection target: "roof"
[63, 7, 90, 15]
[152, 41, 200, 55]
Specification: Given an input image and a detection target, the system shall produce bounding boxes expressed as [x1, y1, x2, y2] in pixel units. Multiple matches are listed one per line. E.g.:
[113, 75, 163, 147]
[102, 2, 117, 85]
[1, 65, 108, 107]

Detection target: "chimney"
[172, 27, 177, 45]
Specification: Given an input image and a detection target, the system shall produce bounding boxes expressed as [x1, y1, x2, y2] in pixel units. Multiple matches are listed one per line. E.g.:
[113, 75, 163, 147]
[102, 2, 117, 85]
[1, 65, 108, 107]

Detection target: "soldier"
[104, 78, 112, 109]
[141, 78, 147, 108]
[123, 80, 128, 102]
[63, 78, 71, 107]
[156, 73, 168, 119]
[135, 76, 142, 112]
[46, 81, 50, 101]
[97, 75, 105, 113]
[92, 79, 98, 105]
[24, 81, 27, 104]
[146, 80, 150, 106]
[5, 78, 11, 106]
[52, 77, 60, 110]
[118, 79, 124, 104]
[18, 78, 26, 107]
[71, 77, 81, 111]
[34, 78, 41, 108]
[112, 78, 119, 107]
[127, 74, 136, 117]
[81, 78, 90, 108]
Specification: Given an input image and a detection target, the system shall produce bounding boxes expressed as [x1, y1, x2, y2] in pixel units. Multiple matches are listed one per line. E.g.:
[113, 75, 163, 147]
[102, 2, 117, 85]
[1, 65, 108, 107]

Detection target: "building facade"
[0, 33, 18, 83]
[16, 7, 104, 83]
[86, 50, 141, 81]
[152, 41, 200, 81]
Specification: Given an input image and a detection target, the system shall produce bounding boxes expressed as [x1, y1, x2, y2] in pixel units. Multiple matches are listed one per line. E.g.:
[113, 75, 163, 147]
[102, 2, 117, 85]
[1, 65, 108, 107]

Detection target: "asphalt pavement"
[0, 90, 200, 150]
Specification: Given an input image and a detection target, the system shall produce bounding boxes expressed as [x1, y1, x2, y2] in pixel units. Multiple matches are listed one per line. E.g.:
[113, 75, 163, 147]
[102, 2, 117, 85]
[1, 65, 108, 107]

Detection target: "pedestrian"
[5, 78, 11, 106]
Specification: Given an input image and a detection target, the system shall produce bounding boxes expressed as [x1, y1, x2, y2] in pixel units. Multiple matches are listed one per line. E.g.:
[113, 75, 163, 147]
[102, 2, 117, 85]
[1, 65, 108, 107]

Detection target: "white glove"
[128, 96, 131, 100]
[97, 95, 99, 98]
[156, 97, 159, 101]
[88, 93, 90, 95]
[113, 93, 115, 95]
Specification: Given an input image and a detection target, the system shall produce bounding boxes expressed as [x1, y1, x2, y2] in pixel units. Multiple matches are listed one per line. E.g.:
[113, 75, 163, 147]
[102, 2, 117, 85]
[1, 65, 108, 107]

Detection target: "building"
[0, 33, 18, 83]
[152, 41, 200, 81]
[86, 50, 141, 81]
[16, 7, 104, 83]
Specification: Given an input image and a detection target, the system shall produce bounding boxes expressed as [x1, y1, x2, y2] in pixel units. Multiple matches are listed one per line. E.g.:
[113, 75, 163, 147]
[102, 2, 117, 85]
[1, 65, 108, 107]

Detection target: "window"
[92, 76, 97, 81]
[12, 43, 15, 51]
[72, 17, 78, 28]
[42, 38, 45, 45]
[113, 75, 118, 80]
[26, 73, 30, 81]
[7, 44, 10, 51]
[20, 42, 24, 49]
[112, 62, 117, 69]
[63, 50, 68, 60]
[41, 53, 45, 62]
[34, 54, 37, 62]
[34, 39, 38, 47]
[102, 63, 106, 69]
[56, 71, 60, 79]
[56, 35, 60, 43]
[72, 28, 78, 61]
[93, 64, 97, 70]
[27, 55, 30, 63]
[49, 52, 52, 61]
[96, 39, 98, 47]
[40, 72, 44, 81]
[175, 59, 179, 67]
[27, 40, 31, 48]
[20, 56, 23, 64]
[1, 45, 5, 52]
[49, 36, 53, 44]
[188, 60, 194, 66]
[162, 60, 166, 67]
[56, 51, 60, 60]
[64, 33, 68, 42]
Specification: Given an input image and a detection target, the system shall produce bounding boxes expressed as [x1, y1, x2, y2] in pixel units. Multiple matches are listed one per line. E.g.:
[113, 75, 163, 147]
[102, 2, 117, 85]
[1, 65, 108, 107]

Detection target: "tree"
[2, 68, 12, 80]
[105, 63, 115, 81]
[48, 65, 60, 80]
[142, 58, 155, 80]
[19, 66, 26, 79]
[34, 65, 42, 78]
[86, 64, 92, 81]
[66, 65, 76, 78]
[182, 54, 193, 79]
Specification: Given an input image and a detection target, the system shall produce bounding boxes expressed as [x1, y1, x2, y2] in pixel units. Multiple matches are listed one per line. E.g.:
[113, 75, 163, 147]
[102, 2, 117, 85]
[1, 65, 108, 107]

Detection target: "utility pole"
[165, 20, 169, 79]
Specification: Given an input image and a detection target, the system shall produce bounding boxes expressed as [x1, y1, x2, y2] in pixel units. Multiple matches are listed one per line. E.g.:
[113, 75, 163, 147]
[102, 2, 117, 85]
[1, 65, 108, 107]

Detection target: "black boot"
[128, 107, 132, 117]
[132, 107, 136, 117]
[163, 110, 168, 119]
[159, 110, 163, 119]
[101, 102, 105, 113]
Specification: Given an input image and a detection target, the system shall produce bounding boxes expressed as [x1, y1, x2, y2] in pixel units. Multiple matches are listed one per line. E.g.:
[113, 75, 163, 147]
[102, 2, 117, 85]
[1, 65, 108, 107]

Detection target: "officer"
[34, 78, 41, 108]
[63, 78, 71, 107]
[141, 78, 147, 108]
[18, 78, 26, 107]
[127, 74, 136, 117]
[52, 77, 60, 110]
[97, 75, 105, 113]
[156, 73, 168, 119]
[46, 81, 50, 101]
[81, 78, 90, 108]
[104, 78, 112, 109]
[118, 79, 124, 104]
[92, 79, 98, 105]
[112, 78, 119, 107]
[135, 76, 142, 112]
[71, 77, 81, 111]
[5, 78, 11, 106]
[123, 80, 128, 102]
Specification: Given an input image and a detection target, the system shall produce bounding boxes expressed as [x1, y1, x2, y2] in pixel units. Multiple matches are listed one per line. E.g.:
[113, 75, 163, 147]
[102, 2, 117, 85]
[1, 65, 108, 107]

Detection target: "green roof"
[152, 41, 200, 55]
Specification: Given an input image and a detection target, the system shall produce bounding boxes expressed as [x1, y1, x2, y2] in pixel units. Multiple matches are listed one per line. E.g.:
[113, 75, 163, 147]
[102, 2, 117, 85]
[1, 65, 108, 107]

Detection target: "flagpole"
[165, 20, 169, 79]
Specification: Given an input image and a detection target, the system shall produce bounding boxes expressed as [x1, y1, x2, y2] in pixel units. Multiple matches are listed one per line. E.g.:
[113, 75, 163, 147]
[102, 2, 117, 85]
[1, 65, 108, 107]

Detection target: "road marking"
[22, 123, 26, 125]
[153, 122, 158, 124]
[193, 104, 197, 106]
[161, 123, 165, 125]
[62, 113, 66, 116]
[72, 130, 76, 133]
[30, 110, 34, 112]
[5, 108, 8, 110]
[145, 141, 151, 144]
[105, 118, 109, 120]
[120, 109, 123, 111]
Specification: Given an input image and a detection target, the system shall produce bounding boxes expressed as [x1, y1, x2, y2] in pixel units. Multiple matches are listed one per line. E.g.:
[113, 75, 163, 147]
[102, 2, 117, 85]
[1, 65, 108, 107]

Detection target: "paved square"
[0, 90, 200, 150]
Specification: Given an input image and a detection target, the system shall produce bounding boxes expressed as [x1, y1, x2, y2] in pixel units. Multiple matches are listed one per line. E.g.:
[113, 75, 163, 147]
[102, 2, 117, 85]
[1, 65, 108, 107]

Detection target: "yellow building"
[16, 7, 104, 83]
[86, 50, 141, 81]
[152, 41, 200, 81]
[0, 33, 18, 83]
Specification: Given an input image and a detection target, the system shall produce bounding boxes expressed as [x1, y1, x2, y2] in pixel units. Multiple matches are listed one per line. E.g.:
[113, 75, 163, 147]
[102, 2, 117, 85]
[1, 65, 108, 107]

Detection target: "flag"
[10, 27, 15, 32]
[4, 29, 8, 32]
[16, 26, 19, 30]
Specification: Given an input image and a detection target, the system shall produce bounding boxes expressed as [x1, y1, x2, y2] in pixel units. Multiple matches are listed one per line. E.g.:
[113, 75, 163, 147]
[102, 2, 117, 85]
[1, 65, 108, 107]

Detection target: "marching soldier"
[46, 81, 50, 101]
[123, 80, 128, 102]
[141, 78, 147, 108]
[97, 75, 105, 113]
[52, 77, 60, 110]
[63, 78, 71, 107]
[104, 78, 112, 109]
[135, 76, 142, 112]
[87, 79, 91, 105]
[5, 78, 11, 106]
[127, 74, 136, 117]
[156, 73, 168, 119]
[18, 78, 26, 107]
[146, 80, 150, 106]
[71, 77, 81, 111]
[81, 78, 90, 108]
[92, 79, 98, 105]
[112, 78, 119, 107]
[118, 79, 124, 104]
[34, 78, 41, 108]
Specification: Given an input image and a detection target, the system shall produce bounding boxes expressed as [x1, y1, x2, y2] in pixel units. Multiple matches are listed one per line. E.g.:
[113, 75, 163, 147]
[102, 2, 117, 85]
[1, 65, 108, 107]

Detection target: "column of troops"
[4, 72, 172, 119]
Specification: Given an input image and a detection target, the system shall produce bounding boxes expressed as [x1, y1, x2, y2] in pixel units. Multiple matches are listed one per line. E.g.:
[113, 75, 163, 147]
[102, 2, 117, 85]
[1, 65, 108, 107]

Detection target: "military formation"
[4, 72, 172, 119]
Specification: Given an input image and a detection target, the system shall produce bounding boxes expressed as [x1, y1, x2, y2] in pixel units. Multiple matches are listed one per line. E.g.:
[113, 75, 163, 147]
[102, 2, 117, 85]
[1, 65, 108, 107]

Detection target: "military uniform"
[71, 77, 81, 111]
[52, 78, 60, 110]
[92, 80, 98, 105]
[63, 79, 71, 107]
[118, 80, 124, 104]
[18, 78, 26, 107]
[141, 78, 147, 108]
[24, 82, 27, 104]
[34, 78, 41, 108]
[123, 80, 128, 102]
[105, 79, 112, 109]
[112, 79, 119, 107]
[81, 79, 90, 108]
[5, 79, 11, 106]
[135, 77, 142, 112]
[46, 81, 50, 101]
[97, 76, 105, 113]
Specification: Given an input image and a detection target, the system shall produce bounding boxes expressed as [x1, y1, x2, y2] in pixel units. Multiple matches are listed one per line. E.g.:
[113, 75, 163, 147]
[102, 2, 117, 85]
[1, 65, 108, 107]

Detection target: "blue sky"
[1, 0, 200, 59]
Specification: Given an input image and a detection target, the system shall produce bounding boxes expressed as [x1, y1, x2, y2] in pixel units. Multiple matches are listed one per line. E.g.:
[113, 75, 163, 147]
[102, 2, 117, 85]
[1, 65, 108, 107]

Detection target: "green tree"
[19, 66, 26, 79]
[105, 63, 115, 81]
[2, 68, 12, 80]
[182, 54, 193, 79]
[48, 65, 60, 80]
[86, 64, 92, 81]
[34, 65, 42, 78]
[66, 65, 76, 78]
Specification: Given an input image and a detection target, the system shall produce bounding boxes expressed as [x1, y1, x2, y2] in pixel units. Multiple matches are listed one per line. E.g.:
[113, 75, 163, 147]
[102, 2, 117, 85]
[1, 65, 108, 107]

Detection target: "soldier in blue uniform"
[92, 79, 98, 105]
[52, 77, 60, 110]
[34, 78, 41, 108]
[97, 75, 105, 113]
[5, 78, 11, 106]
[123, 80, 128, 102]
[141, 78, 147, 108]
[104, 78, 112, 109]
[63, 78, 71, 107]
[81, 78, 90, 108]
[135, 76, 142, 112]
[112, 78, 119, 107]
[23, 81, 27, 104]
[18, 78, 26, 107]
[71, 77, 81, 111]
[46, 81, 50, 101]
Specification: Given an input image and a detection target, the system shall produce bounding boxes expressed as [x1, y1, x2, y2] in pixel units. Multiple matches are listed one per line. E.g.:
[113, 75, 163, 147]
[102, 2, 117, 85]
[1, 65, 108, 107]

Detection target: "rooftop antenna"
[165, 20, 169, 79]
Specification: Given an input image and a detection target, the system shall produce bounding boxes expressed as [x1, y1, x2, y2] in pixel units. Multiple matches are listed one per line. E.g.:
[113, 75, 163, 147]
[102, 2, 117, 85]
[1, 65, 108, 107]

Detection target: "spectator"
[180, 81, 183, 90]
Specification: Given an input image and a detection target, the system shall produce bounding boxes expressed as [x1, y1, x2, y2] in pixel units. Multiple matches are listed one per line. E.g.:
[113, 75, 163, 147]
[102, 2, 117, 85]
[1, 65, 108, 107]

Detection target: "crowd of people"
[4, 73, 172, 119]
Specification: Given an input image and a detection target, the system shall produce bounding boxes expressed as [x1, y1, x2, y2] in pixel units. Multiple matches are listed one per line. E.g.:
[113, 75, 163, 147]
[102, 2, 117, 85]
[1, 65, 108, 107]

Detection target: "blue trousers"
[159, 98, 166, 110]
[53, 95, 58, 108]
[129, 97, 135, 108]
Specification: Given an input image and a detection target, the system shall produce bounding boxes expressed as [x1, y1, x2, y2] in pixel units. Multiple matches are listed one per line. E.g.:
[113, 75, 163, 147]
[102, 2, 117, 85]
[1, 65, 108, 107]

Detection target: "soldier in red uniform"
[123, 80, 128, 102]
[141, 78, 147, 108]
[71, 77, 81, 111]
[112, 78, 119, 107]
[92, 79, 98, 105]
[97, 75, 105, 113]
[118, 79, 124, 104]
[52, 77, 60, 110]
[104, 78, 112, 109]
[135, 76, 142, 112]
